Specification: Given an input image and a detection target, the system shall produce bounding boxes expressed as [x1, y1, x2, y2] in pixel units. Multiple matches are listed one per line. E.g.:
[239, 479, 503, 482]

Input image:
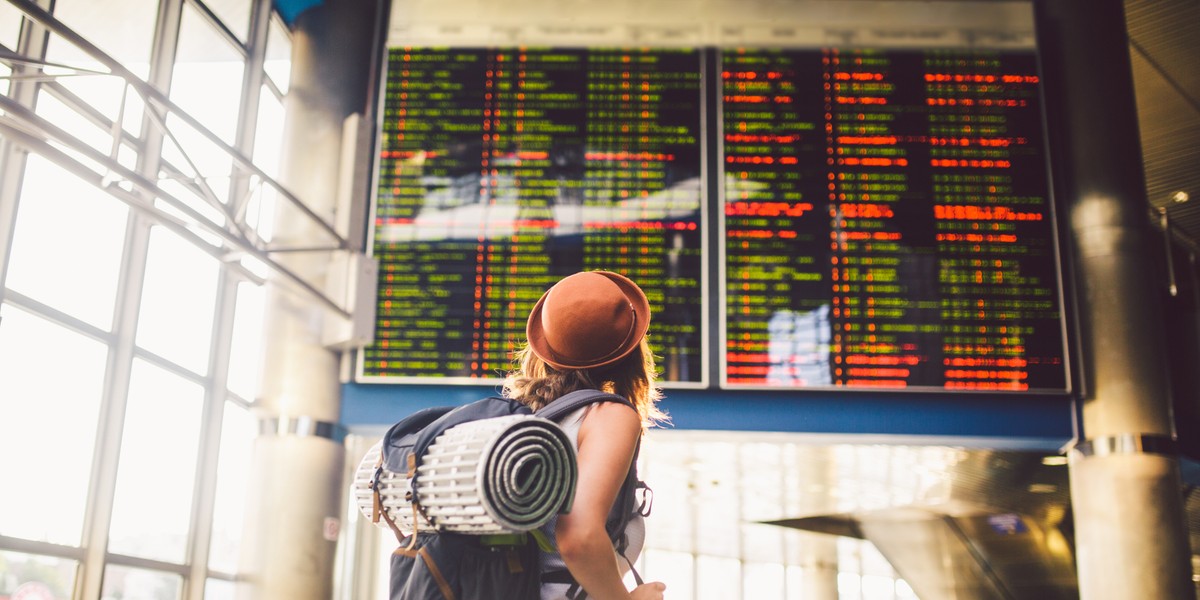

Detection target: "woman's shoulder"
[578, 399, 641, 443]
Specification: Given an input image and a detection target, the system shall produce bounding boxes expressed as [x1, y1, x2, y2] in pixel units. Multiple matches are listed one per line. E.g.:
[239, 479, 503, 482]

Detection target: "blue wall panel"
[342, 383, 1075, 450]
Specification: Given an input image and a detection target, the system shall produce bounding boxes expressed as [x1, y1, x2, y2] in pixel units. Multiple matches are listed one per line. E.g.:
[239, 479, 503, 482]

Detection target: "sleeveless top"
[540, 404, 646, 600]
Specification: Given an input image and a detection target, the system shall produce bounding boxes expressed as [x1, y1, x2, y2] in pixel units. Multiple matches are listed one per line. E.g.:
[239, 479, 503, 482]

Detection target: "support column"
[237, 1, 383, 598]
[1036, 1, 1194, 598]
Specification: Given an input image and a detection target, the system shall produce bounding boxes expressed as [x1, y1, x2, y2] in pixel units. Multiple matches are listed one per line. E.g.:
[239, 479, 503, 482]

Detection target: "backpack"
[363, 389, 653, 600]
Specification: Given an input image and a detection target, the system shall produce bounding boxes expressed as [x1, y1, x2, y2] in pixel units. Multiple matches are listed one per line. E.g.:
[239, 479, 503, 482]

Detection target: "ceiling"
[1126, 0, 1200, 245]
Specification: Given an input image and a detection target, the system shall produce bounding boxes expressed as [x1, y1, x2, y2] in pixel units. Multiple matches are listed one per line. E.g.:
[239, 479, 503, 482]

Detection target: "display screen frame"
[713, 43, 1073, 394]
[356, 45, 713, 388]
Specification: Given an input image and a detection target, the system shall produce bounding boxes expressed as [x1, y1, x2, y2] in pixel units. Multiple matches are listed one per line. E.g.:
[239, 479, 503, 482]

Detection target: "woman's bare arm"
[553, 402, 666, 600]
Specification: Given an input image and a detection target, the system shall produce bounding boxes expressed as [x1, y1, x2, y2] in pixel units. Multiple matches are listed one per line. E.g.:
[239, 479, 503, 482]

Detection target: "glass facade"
[0, 0, 288, 597]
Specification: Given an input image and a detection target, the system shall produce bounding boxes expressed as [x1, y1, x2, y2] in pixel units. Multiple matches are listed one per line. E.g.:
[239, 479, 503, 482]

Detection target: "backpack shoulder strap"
[534, 389, 633, 422]
[536, 389, 650, 559]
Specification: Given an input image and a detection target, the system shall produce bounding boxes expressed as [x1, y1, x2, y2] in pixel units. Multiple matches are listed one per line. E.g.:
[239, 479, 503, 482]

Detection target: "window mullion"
[0, 0, 52, 307]
[77, 0, 186, 598]
[184, 270, 239, 600]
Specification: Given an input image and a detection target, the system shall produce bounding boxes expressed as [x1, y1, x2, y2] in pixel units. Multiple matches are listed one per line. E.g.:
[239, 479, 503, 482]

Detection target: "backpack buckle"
[635, 482, 654, 517]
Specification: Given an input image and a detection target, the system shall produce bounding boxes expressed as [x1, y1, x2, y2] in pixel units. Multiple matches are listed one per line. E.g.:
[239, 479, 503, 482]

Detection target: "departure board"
[362, 47, 705, 383]
[721, 48, 1067, 391]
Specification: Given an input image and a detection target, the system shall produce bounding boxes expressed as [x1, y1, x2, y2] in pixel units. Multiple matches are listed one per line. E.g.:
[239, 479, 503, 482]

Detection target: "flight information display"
[721, 48, 1067, 391]
[362, 47, 706, 383]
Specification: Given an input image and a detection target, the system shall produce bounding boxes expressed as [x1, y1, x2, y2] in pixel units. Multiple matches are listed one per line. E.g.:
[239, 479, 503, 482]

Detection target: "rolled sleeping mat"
[352, 440, 433, 536]
[416, 415, 577, 534]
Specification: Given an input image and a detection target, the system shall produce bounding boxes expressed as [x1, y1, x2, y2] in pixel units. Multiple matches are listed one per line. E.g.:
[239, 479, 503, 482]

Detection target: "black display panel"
[721, 48, 1067, 391]
[362, 47, 706, 383]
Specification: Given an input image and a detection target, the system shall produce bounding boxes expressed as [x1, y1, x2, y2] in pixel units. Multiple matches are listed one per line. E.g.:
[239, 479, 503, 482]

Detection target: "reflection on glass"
[0, 550, 78, 599]
[208, 402, 255, 573]
[108, 359, 204, 564]
[6, 155, 127, 330]
[766, 306, 832, 387]
[0, 305, 106, 546]
[264, 16, 291, 93]
[101, 565, 182, 600]
[172, 3, 246, 145]
[137, 226, 219, 374]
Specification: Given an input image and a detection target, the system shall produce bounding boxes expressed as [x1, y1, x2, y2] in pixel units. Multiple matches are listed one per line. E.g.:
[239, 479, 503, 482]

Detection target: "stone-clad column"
[237, 1, 384, 598]
[1036, 1, 1194, 598]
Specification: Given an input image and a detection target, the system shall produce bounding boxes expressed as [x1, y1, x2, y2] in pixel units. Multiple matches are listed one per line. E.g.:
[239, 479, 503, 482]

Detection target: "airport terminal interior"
[1, 0, 1199, 599]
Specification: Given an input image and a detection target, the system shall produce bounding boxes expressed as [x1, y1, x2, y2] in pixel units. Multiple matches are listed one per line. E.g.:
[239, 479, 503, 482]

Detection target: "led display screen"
[361, 44, 1068, 392]
[362, 47, 706, 383]
[721, 48, 1065, 391]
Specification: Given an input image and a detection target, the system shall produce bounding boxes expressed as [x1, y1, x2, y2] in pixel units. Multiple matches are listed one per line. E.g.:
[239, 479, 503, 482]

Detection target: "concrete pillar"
[1035, 1, 1194, 598]
[237, 1, 384, 598]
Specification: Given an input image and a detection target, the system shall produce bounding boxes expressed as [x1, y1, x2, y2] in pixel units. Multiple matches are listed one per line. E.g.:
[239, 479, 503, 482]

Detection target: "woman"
[504, 271, 669, 600]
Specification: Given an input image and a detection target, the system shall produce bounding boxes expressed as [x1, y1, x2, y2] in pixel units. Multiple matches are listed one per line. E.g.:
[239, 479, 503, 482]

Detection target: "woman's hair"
[502, 336, 668, 431]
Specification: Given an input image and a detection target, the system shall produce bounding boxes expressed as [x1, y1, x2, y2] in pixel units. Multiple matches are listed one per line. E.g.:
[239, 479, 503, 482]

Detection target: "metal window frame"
[0, 1, 305, 599]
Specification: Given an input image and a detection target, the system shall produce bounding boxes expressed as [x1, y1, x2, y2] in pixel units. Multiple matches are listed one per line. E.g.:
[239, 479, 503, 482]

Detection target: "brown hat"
[526, 271, 650, 371]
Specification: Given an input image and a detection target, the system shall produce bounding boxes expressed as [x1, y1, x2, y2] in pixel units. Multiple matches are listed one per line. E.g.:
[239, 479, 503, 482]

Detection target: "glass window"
[48, 0, 157, 68]
[838, 571, 863, 600]
[107, 359, 205, 563]
[5, 154, 127, 329]
[226, 281, 265, 400]
[0, 304, 106, 546]
[0, 57, 10, 98]
[252, 84, 284, 180]
[264, 16, 291, 94]
[861, 574, 897, 600]
[0, 0, 19, 96]
[101, 564, 182, 600]
[207, 401, 255, 573]
[205, 577, 236, 600]
[137, 225, 220, 374]
[744, 562, 785, 599]
[197, 0, 252, 44]
[0, 550, 79, 599]
[35, 89, 122, 158]
[643, 549, 693, 600]
[0, 1, 22, 50]
[787, 565, 806, 600]
[172, 3, 246, 146]
[695, 555, 739, 600]
[158, 123, 235, 218]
